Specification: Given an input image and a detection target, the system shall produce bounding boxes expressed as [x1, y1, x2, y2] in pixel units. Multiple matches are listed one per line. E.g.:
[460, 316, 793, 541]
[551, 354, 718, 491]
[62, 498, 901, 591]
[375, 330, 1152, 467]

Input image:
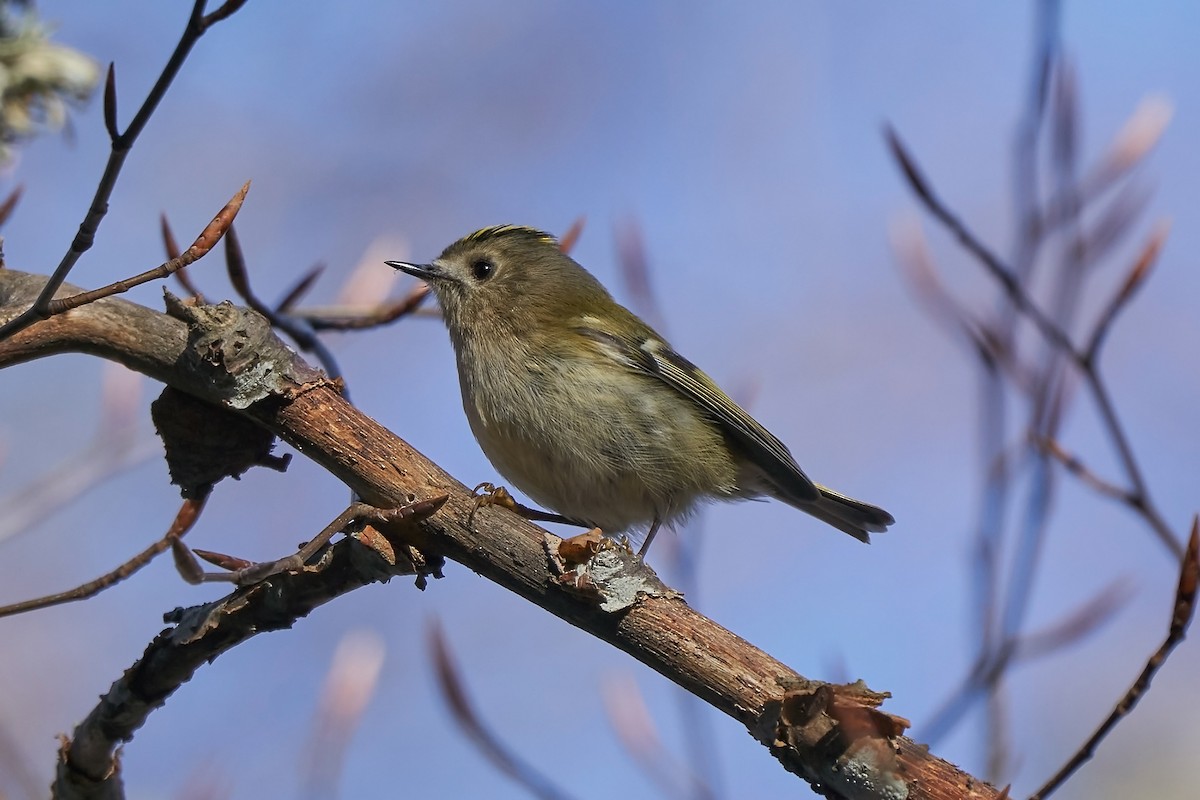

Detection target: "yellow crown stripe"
[464, 225, 558, 245]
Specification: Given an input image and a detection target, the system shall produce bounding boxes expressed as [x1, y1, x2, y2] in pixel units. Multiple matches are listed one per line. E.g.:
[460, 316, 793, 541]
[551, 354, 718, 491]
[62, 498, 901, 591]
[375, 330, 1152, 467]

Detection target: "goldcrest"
[388, 225, 893, 556]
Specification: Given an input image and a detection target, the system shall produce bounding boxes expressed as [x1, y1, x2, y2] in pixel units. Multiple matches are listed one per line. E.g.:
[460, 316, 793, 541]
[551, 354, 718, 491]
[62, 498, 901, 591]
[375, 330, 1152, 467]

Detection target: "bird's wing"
[575, 322, 820, 504]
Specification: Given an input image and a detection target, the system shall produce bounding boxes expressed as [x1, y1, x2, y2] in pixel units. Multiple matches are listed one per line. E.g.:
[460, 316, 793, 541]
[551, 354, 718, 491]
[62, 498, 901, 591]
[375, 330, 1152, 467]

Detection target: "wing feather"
[576, 323, 820, 504]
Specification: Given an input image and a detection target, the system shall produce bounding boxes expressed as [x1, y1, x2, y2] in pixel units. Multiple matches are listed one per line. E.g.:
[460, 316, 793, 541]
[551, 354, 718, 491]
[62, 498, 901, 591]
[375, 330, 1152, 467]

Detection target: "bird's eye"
[470, 258, 495, 281]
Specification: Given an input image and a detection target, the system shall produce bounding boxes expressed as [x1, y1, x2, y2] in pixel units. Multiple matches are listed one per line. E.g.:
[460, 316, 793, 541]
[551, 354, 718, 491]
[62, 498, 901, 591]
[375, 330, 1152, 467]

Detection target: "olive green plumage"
[388, 225, 893, 554]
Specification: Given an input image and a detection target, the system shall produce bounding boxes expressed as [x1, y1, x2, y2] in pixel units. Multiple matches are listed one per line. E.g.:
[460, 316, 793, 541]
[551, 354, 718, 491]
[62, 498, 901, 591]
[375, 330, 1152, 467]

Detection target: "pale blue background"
[1, 2, 1198, 798]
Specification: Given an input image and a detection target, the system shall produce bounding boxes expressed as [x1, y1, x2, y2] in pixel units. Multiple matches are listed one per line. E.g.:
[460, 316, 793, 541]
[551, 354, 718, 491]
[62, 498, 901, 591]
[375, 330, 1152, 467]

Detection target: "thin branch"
[921, 580, 1127, 743]
[1014, 580, 1129, 662]
[300, 630, 386, 800]
[1041, 93, 1173, 228]
[429, 621, 578, 800]
[200, 0, 249, 27]
[1082, 221, 1169, 363]
[102, 63, 118, 141]
[1081, 366, 1180, 556]
[172, 498, 446, 586]
[275, 265, 325, 314]
[0, 0, 248, 341]
[1037, 437, 1131, 503]
[54, 500, 436, 798]
[44, 182, 248, 315]
[888, 124, 1182, 559]
[890, 218, 1010, 375]
[223, 223, 346, 380]
[0, 184, 23, 231]
[0, 497, 206, 619]
[1029, 518, 1200, 800]
[603, 673, 715, 800]
[885, 125, 1075, 358]
[558, 216, 585, 254]
[160, 213, 205, 302]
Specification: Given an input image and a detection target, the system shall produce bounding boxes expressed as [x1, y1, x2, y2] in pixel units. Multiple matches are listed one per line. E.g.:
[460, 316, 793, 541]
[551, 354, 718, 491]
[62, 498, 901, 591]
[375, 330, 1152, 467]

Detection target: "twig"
[890, 218, 1017, 381]
[171, 498, 446, 586]
[275, 265, 325, 314]
[1013, 579, 1130, 661]
[1037, 437, 1130, 503]
[1029, 519, 1199, 800]
[53, 500, 435, 797]
[429, 621, 579, 800]
[0, 365, 155, 546]
[160, 213, 205, 302]
[1041, 93, 1173, 230]
[300, 630, 386, 800]
[0, 0, 248, 341]
[603, 673, 715, 800]
[0, 497, 206, 619]
[43, 182, 248, 315]
[921, 580, 1127, 742]
[0, 184, 23, 231]
[887, 125, 1182, 560]
[1080, 366, 1179, 556]
[885, 126, 1073, 359]
[223, 223, 346, 380]
[291, 281, 430, 331]
[1082, 222, 1169, 364]
[558, 216, 585, 254]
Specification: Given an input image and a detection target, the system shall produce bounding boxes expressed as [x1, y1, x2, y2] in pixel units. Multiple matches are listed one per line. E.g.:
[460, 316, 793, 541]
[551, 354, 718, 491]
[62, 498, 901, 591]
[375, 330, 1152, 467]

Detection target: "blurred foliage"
[0, 1, 97, 163]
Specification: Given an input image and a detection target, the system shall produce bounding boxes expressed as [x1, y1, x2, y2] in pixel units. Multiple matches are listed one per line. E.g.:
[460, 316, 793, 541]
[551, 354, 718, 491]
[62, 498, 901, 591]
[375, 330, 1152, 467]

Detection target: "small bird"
[388, 225, 893, 556]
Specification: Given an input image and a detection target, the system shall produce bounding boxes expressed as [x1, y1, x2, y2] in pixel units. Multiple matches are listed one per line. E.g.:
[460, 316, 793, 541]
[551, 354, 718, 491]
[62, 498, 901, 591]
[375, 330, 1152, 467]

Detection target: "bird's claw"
[469, 482, 518, 527]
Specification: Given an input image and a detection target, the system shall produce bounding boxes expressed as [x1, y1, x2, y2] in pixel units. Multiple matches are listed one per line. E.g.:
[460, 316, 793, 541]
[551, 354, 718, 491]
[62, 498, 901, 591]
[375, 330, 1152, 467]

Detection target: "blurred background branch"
[888, 0, 1193, 788]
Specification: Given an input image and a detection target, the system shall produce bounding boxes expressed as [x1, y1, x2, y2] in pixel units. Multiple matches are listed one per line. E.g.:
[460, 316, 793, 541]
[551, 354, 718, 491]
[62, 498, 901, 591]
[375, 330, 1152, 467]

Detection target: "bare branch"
[1083, 221, 1169, 363]
[44, 181, 248, 315]
[173, 498, 446, 586]
[0, 497, 206, 619]
[0, 184, 23, 231]
[885, 125, 1074, 357]
[1030, 519, 1200, 800]
[603, 673, 715, 800]
[200, 0, 249, 28]
[888, 124, 1182, 559]
[54, 500, 436, 797]
[0, 0, 249, 341]
[1037, 437, 1131, 503]
[430, 621, 578, 800]
[301, 630, 386, 799]
[222, 223, 347, 380]
[160, 213, 205, 302]
[293, 282, 431, 332]
[558, 216, 585, 254]
[102, 62, 118, 141]
[275, 264, 325, 313]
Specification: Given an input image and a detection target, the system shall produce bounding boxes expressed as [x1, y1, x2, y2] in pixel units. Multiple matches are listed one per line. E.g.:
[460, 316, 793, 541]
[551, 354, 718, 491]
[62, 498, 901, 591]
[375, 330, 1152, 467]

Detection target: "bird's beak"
[388, 261, 463, 286]
[386, 260, 454, 283]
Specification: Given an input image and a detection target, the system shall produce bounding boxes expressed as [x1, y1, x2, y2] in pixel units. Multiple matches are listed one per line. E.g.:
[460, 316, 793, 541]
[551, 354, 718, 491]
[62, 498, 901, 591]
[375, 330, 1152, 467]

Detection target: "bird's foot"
[468, 482, 519, 527]
[468, 481, 590, 529]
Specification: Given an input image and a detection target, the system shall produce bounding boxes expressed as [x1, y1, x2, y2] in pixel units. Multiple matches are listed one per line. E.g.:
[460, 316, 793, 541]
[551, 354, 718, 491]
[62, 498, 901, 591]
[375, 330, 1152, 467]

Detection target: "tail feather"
[793, 484, 895, 543]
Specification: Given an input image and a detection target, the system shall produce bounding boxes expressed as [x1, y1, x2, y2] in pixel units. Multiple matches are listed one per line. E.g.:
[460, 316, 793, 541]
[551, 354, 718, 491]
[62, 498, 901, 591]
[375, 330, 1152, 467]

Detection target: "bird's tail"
[795, 485, 895, 543]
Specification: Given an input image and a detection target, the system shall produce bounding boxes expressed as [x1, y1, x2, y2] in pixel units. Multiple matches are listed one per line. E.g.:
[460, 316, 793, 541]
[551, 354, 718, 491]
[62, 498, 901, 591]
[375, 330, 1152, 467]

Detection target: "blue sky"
[2, 2, 1198, 798]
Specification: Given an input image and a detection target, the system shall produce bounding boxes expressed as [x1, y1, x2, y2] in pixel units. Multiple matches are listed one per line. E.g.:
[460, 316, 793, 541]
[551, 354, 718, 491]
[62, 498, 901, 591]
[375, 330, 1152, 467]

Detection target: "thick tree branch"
[0, 270, 1001, 800]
